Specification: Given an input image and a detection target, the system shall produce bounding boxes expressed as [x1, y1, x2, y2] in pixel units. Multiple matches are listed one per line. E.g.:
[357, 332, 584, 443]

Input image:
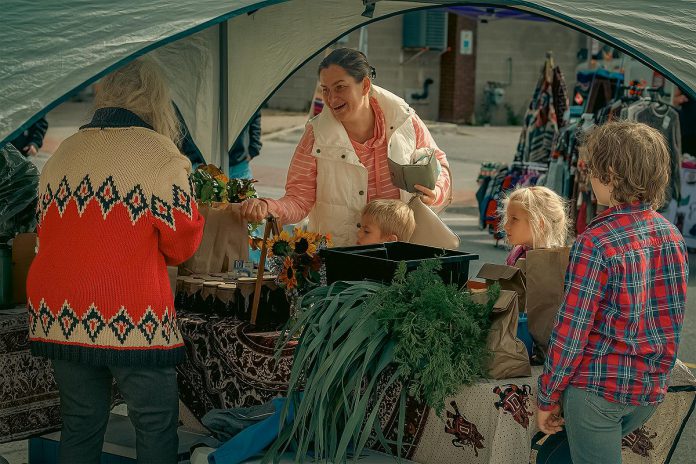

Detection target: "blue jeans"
[228, 160, 252, 180]
[52, 360, 179, 464]
[561, 386, 657, 464]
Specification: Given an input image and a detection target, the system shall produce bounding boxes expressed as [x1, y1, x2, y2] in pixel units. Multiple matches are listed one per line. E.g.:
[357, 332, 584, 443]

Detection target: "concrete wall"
[265, 53, 323, 114]
[266, 14, 443, 121]
[474, 19, 586, 125]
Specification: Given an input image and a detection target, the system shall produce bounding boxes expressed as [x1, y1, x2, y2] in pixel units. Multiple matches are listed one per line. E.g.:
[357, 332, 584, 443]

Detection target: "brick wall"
[439, 14, 477, 123]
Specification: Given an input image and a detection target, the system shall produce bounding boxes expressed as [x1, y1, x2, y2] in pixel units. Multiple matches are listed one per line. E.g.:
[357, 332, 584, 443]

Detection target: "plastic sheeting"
[0, 144, 39, 241]
[2, 0, 696, 167]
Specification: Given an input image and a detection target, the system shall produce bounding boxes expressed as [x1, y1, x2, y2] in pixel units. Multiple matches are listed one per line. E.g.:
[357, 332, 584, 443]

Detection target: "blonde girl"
[500, 186, 569, 265]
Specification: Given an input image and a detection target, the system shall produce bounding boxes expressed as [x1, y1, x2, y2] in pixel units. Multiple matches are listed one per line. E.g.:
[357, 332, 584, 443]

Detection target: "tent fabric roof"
[2, 0, 695, 166]
[2, 0, 280, 163]
[448, 6, 547, 21]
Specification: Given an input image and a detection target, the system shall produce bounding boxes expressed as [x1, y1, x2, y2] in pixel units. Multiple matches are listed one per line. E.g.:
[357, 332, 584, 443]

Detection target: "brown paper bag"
[525, 247, 570, 349]
[181, 202, 249, 274]
[485, 290, 531, 379]
[11, 233, 37, 304]
[470, 279, 531, 379]
[476, 263, 527, 313]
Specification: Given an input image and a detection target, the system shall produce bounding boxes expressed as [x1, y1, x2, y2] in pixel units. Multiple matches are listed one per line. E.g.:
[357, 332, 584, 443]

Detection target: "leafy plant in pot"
[266, 260, 499, 463]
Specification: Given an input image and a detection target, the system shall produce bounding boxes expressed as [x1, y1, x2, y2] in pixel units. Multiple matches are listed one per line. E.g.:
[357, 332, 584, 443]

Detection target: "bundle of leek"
[267, 261, 498, 463]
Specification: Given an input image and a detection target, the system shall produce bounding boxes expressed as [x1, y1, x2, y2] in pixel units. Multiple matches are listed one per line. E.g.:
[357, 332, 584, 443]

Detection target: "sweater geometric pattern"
[37, 174, 193, 227]
[27, 123, 205, 367]
[28, 298, 178, 348]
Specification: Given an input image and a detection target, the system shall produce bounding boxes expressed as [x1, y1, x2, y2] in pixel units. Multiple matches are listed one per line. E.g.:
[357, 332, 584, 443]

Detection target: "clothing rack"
[510, 160, 549, 172]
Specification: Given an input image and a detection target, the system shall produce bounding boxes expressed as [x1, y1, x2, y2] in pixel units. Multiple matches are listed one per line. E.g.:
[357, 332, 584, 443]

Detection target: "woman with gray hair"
[26, 58, 204, 463]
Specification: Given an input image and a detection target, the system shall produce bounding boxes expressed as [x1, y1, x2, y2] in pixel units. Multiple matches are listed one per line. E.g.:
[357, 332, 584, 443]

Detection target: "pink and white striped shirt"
[266, 98, 451, 225]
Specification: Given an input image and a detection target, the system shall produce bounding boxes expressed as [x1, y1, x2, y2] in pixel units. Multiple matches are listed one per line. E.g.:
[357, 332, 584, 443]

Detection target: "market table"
[0, 308, 61, 443]
[177, 312, 696, 464]
[176, 312, 295, 420]
[373, 361, 696, 464]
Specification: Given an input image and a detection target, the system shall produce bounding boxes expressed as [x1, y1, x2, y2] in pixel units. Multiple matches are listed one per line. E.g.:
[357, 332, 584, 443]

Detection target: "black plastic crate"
[322, 242, 478, 287]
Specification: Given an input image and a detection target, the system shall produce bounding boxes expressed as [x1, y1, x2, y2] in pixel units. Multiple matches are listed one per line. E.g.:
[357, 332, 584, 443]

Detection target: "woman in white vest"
[241, 48, 451, 246]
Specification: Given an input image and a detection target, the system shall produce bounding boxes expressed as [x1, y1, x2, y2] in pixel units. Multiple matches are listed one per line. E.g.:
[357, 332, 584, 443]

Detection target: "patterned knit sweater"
[26, 108, 205, 366]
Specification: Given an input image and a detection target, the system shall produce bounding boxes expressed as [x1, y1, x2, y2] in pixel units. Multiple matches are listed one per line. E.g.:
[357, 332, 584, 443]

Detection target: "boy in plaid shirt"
[536, 121, 688, 463]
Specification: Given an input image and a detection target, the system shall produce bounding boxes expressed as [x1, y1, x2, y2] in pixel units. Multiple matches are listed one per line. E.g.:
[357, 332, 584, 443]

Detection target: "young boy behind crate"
[356, 199, 416, 245]
[536, 121, 689, 464]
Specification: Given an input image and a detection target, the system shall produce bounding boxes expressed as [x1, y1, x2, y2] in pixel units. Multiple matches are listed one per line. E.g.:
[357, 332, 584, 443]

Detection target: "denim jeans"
[52, 360, 179, 464]
[228, 160, 253, 180]
[561, 385, 657, 464]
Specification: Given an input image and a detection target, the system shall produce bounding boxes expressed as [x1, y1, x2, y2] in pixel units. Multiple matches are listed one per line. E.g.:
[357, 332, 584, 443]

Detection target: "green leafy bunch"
[268, 261, 499, 463]
[190, 166, 261, 233]
[368, 260, 498, 414]
[191, 169, 226, 204]
[227, 178, 258, 203]
[190, 166, 259, 205]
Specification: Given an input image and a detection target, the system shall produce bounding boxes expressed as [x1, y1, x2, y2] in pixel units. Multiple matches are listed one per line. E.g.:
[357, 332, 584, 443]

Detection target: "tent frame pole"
[220, 21, 229, 173]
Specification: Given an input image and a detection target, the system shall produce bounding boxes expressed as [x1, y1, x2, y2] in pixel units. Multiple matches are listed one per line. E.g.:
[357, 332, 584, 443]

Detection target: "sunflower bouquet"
[253, 228, 332, 299]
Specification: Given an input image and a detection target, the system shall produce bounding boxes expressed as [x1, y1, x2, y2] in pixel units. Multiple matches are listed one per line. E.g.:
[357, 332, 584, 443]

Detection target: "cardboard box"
[11, 233, 37, 305]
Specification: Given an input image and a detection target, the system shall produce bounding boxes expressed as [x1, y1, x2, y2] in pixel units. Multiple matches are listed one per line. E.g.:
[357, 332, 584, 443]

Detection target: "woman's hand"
[536, 404, 564, 435]
[414, 184, 437, 205]
[240, 198, 269, 223]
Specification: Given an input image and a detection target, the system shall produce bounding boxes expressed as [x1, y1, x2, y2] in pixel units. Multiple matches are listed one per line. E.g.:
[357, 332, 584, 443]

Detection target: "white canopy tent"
[3, 0, 695, 168]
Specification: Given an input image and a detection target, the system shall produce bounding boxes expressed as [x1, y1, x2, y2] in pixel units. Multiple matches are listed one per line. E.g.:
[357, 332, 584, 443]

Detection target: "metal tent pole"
[220, 21, 229, 173]
[359, 26, 369, 56]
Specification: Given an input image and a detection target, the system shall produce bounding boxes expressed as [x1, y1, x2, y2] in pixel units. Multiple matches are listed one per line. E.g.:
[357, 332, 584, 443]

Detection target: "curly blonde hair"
[500, 186, 569, 248]
[582, 121, 670, 209]
[94, 58, 180, 145]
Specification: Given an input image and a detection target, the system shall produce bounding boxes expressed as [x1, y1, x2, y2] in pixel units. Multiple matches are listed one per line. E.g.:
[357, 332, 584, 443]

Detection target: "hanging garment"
[545, 158, 566, 195]
[630, 101, 682, 203]
[476, 176, 491, 228]
[576, 197, 588, 234]
[552, 66, 570, 128]
[515, 58, 560, 164]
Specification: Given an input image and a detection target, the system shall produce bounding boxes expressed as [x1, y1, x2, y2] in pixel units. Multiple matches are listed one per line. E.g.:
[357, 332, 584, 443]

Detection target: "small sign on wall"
[460, 30, 473, 55]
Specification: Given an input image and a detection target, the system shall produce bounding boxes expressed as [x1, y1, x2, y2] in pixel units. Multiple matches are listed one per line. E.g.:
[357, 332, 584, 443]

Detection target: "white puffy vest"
[307, 85, 415, 246]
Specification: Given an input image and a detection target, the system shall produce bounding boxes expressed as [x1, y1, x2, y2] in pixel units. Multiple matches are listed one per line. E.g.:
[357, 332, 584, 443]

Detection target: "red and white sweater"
[26, 108, 204, 366]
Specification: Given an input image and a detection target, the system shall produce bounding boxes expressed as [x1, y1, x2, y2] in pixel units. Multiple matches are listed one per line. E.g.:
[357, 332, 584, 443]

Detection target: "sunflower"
[294, 237, 310, 254]
[291, 228, 321, 255]
[278, 256, 298, 290]
[266, 230, 293, 257]
[291, 228, 315, 244]
[309, 253, 323, 272]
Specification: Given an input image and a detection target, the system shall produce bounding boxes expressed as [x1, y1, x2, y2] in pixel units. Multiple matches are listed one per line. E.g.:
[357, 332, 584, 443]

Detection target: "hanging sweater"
[26, 108, 205, 366]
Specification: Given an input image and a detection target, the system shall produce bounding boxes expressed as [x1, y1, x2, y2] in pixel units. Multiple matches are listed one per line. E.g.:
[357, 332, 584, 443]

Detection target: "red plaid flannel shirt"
[537, 202, 688, 411]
